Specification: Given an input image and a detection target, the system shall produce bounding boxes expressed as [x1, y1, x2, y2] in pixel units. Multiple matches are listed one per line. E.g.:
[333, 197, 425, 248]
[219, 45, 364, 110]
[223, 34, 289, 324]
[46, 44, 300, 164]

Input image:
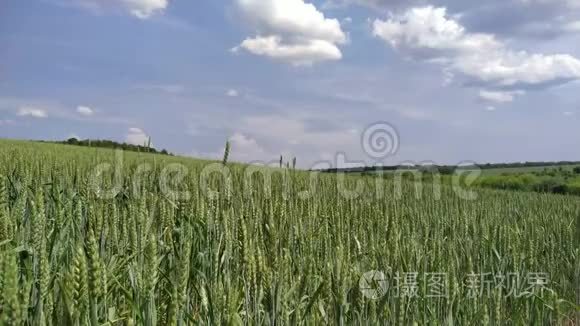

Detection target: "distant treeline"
[323, 162, 580, 197]
[319, 161, 580, 174]
[51, 138, 174, 156]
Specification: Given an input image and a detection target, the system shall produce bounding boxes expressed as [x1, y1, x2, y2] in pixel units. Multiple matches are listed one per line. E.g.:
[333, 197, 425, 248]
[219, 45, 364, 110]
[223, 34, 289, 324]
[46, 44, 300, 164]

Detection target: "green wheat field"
[0, 140, 578, 325]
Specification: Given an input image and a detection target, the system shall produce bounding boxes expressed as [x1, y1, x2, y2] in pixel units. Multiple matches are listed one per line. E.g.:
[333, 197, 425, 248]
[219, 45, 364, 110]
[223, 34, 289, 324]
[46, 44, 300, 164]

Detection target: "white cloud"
[17, 107, 48, 118]
[456, 51, 580, 89]
[563, 111, 575, 116]
[228, 132, 269, 162]
[373, 6, 580, 96]
[227, 89, 239, 97]
[478, 90, 524, 103]
[373, 7, 501, 56]
[237, 36, 342, 65]
[126, 127, 150, 146]
[486, 106, 497, 111]
[56, 0, 168, 19]
[237, 0, 346, 43]
[76, 105, 94, 116]
[235, 0, 347, 65]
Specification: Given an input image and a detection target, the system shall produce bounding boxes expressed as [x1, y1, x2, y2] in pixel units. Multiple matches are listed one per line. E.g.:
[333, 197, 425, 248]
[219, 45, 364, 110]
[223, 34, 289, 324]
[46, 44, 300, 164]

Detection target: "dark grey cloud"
[451, 1, 580, 39]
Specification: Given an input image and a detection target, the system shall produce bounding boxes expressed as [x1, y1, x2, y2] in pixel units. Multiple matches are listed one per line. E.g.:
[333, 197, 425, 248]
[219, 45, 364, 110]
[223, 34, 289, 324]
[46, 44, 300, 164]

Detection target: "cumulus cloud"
[234, 0, 347, 65]
[373, 8, 501, 58]
[17, 107, 48, 118]
[373, 6, 580, 100]
[237, 36, 343, 65]
[126, 127, 150, 146]
[228, 132, 269, 162]
[336, 0, 580, 40]
[55, 0, 169, 19]
[76, 105, 94, 116]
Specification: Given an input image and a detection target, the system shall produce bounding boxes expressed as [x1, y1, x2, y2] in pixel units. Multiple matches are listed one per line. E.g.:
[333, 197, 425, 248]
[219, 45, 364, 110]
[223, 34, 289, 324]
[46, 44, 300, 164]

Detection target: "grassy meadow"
[0, 140, 578, 325]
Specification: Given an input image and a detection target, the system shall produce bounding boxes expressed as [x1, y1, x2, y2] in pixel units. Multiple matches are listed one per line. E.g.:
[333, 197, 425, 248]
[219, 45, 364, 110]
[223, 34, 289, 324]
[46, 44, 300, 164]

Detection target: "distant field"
[360, 164, 580, 196]
[359, 164, 580, 176]
[479, 164, 580, 175]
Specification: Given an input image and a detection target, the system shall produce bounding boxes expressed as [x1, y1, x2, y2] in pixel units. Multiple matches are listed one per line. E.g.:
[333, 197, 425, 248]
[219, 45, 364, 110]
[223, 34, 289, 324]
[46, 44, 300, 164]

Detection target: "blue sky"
[1, 0, 579, 167]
